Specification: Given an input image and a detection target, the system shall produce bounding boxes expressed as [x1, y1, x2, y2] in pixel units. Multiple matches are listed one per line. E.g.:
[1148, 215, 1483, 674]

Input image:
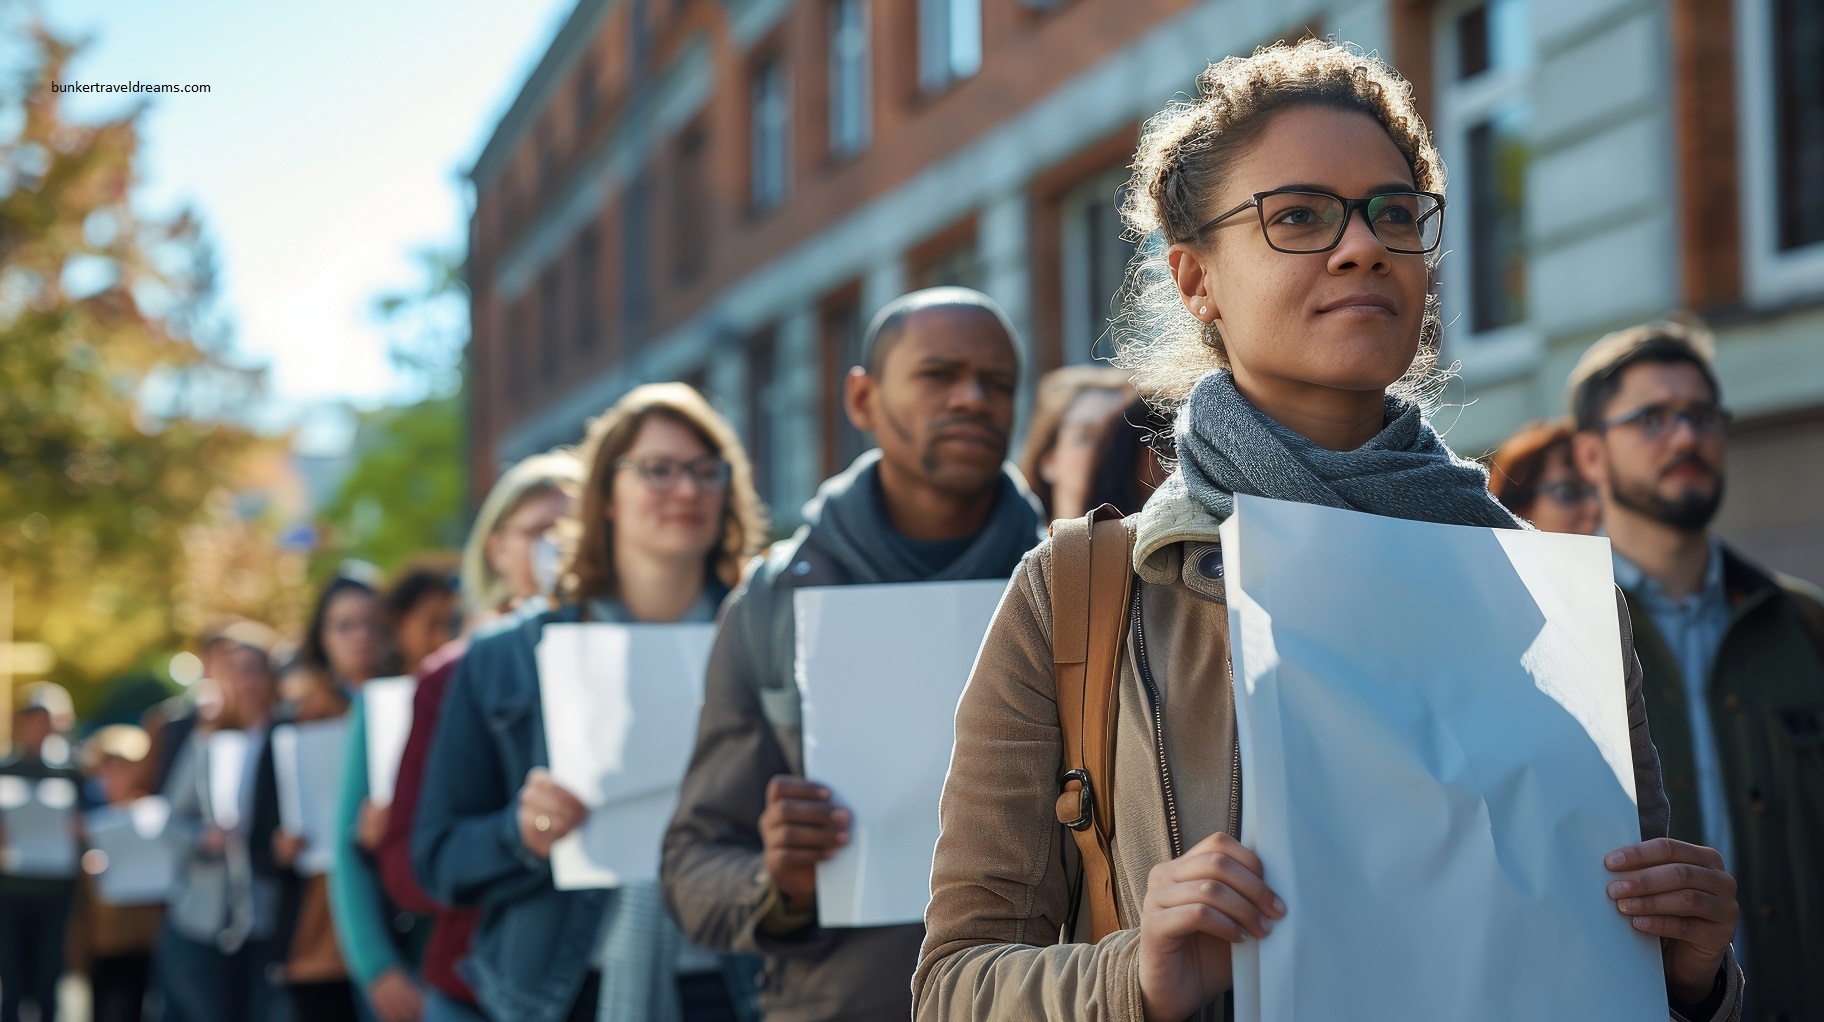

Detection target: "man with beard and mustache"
[662, 288, 1042, 1021]
[1570, 320, 1824, 1020]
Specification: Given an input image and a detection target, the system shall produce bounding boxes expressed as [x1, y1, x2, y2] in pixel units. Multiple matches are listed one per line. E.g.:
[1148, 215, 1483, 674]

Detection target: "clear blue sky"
[44, 0, 575, 419]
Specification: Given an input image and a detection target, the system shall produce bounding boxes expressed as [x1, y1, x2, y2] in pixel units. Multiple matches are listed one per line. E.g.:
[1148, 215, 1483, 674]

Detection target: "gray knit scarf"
[1173, 370, 1525, 530]
[801, 449, 1045, 584]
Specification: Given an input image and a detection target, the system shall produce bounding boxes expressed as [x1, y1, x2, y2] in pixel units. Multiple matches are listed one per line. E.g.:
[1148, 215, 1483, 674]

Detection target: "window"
[575, 53, 599, 132]
[510, 300, 533, 403]
[747, 331, 778, 505]
[918, 0, 981, 94]
[828, 0, 872, 157]
[536, 117, 556, 189]
[1059, 170, 1133, 363]
[621, 173, 652, 339]
[673, 126, 709, 282]
[539, 267, 562, 381]
[1437, 0, 1531, 338]
[822, 297, 868, 474]
[573, 227, 599, 351]
[751, 58, 791, 213]
[1737, 0, 1824, 303]
[1772, 0, 1824, 252]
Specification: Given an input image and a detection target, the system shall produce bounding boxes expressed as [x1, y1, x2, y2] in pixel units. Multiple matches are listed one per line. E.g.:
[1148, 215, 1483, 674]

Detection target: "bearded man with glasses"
[1569, 319, 1824, 1021]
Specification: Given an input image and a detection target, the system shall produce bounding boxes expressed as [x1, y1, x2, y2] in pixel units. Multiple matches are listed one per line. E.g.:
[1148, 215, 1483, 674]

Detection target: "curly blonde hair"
[559, 383, 769, 603]
[1114, 40, 1448, 406]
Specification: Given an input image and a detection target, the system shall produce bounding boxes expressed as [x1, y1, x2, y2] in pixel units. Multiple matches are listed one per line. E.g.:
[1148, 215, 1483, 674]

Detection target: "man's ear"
[844, 367, 875, 434]
[1571, 431, 1606, 488]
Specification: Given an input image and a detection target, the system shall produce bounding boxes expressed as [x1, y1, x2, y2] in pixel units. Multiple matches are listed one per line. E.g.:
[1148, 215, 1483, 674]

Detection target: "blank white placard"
[536, 622, 716, 889]
[1222, 495, 1665, 1022]
[363, 677, 416, 808]
[205, 730, 249, 830]
[271, 718, 349, 877]
[797, 579, 1008, 928]
[0, 775, 79, 878]
[85, 797, 180, 905]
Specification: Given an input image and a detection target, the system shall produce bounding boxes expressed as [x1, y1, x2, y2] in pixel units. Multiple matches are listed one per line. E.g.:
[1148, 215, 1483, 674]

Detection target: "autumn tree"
[0, 25, 299, 712]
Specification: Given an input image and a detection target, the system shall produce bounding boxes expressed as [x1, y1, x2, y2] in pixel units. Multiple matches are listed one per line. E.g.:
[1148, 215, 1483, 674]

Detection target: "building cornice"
[469, 0, 621, 191]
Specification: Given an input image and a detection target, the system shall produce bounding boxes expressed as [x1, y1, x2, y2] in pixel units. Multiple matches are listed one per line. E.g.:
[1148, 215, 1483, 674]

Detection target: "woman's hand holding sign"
[1605, 837, 1738, 1004]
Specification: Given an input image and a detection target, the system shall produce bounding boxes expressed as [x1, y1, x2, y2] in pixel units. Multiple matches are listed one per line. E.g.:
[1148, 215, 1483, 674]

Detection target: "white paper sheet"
[363, 676, 417, 807]
[796, 579, 1008, 928]
[270, 718, 349, 876]
[1221, 495, 1666, 1021]
[0, 775, 79, 878]
[84, 797, 180, 905]
[536, 622, 716, 889]
[205, 730, 249, 830]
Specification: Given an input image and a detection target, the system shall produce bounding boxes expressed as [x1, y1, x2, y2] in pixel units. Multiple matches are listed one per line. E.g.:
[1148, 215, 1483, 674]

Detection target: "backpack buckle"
[1058, 768, 1094, 831]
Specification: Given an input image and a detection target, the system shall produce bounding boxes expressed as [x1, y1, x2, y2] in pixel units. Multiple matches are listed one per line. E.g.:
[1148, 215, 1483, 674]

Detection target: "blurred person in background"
[138, 622, 254, 805]
[73, 725, 161, 1022]
[246, 572, 384, 1021]
[1082, 396, 1172, 516]
[156, 624, 281, 1022]
[1016, 365, 1134, 520]
[1570, 320, 1824, 1019]
[0, 682, 80, 1022]
[417, 384, 767, 1022]
[1485, 419, 1601, 534]
[330, 560, 461, 1022]
[376, 450, 583, 1022]
[663, 288, 1041, 1022]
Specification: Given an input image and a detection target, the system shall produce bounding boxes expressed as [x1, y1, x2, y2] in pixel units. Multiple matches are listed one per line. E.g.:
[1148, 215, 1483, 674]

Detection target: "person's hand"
[759, 776, 849, 908]
[1605, 837, 1737, 1003]
[1138, 831, 1285, 1022]
[199, 826, 228, 855]
[366, 967, 423, 1022]
[272, 830, 307, 870]
[516, 767, 587, 859]
[356, 799, 389, 853]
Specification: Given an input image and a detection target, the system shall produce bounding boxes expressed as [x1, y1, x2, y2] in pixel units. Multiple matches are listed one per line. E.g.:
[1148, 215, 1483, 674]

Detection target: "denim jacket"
[414, 594, 755, 1022]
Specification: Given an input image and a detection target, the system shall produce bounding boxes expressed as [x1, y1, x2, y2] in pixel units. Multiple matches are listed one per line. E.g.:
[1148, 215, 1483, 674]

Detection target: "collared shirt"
[1612, 539, 1735, 871]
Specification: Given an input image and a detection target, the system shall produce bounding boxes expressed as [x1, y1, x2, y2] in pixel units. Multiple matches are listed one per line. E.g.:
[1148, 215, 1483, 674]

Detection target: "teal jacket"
[329, 698, 428, 988]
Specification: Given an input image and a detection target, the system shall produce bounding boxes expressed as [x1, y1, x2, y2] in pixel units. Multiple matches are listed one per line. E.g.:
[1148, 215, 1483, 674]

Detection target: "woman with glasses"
[414, 384, 767, 1022]
[914, 41, 1742, 1022]
[1485, 419, 1602, 535]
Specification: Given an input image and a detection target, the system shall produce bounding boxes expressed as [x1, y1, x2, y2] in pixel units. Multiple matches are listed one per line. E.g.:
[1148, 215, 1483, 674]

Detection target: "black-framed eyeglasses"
[1597, 402, 1733, 441]
[1197, 188, 1447, 254]
[1531, 480, 1599, 508]
[612, 457, 732, 492]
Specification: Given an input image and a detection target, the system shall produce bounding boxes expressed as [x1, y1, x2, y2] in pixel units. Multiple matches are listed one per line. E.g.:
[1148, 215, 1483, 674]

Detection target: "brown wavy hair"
[1484, 419, 1577, 515]
[1016, 365, 1135, 514]
[558, 383, 769, 603]
[1114, 39, 1447, 407]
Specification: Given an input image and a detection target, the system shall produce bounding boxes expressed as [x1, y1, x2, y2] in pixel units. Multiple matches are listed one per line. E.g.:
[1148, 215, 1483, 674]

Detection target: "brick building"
[464, 0, 1824, 577]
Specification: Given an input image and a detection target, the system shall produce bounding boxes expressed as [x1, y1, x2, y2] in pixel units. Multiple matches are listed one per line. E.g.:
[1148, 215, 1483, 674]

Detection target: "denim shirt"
[412, 589, 727, 1022]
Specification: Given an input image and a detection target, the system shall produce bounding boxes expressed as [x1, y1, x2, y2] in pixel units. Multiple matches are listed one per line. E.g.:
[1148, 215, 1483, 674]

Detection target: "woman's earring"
[1198, 305, 1210, 318]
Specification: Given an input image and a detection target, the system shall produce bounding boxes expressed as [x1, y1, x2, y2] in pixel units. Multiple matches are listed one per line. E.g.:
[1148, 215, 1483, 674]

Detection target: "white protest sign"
[797, 579, 1007, 928]
[363, 676, 416, 808]
[205, 729, 249, 830]
[85, 796, 180, 905]
[1222, 495, 1665, 1022]
[536, 622, 716, 889]
[0, 774, 79, 878]
[271, 718, 349, 876]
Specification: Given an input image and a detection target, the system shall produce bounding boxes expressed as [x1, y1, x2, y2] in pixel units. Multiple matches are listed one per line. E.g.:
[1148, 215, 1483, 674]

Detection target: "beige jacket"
[914, 484, 1744, 1022]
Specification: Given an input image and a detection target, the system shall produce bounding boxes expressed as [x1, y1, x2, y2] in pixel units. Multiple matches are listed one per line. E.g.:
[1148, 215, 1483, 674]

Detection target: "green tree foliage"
[309, 247, 469, 579]
[0, 25, 277, 709]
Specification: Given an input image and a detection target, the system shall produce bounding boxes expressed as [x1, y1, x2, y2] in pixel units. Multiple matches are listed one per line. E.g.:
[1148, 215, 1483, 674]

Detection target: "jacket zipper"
[1130, 585, 1185, 859]
[1227, 656, 1242, 840]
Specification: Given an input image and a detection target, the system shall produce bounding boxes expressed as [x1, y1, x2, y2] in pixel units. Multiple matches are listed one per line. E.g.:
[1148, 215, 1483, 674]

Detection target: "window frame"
[917, 0, 982, 95]
[750, 56, 793, 214]
[1433, 0, 1540, 378]
[828, 0, 872, 158]
[1734, 0, 1824, 306]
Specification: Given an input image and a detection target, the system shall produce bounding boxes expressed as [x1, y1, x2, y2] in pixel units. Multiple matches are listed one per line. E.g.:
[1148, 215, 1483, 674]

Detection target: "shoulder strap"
[1051, 505, 1135, 942]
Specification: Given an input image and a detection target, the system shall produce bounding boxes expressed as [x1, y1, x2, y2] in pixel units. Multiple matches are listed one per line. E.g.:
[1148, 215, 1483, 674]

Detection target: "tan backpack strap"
[1051, 505, 1135, 941]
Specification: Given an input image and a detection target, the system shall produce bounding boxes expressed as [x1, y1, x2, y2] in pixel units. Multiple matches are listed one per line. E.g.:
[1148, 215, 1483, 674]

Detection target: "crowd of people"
[2, 39, 1818, 1022]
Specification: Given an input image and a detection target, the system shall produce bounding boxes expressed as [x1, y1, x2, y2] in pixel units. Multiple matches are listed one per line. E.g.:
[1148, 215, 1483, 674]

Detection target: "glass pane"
[1466, 104, 1529, 332]
[829, 0, 871, 155]
[1456, 5, 1489, 80]
[1775, 0, 1824, 250]
[949, 0, 982, 80]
